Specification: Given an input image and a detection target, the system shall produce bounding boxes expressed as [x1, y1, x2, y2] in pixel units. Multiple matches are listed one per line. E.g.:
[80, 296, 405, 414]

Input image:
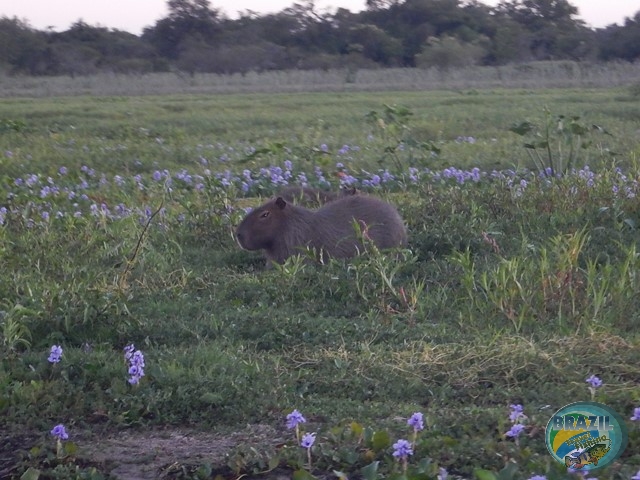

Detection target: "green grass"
[1, 85, 640, 479]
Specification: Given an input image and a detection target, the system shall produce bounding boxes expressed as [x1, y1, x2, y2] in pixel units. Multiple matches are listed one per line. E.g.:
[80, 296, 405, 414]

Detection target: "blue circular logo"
[545, 402, 628, 471]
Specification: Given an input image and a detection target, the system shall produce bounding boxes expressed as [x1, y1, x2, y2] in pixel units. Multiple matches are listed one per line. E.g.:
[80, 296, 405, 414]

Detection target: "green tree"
[347, 24, 403, 65]
[143, 0, 221, 59]
[597, 11, 640, 61]
[0, 16, 51, 74]
[495, 0, 592, 59]
[415, 34, 487, 68]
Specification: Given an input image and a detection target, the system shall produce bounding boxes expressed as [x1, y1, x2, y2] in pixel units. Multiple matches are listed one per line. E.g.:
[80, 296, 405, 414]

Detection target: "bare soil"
[1, 424, 288, 480]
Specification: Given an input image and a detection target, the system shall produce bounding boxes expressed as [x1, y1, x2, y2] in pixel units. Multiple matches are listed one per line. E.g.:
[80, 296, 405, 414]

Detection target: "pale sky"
[0, 0, 636, 34]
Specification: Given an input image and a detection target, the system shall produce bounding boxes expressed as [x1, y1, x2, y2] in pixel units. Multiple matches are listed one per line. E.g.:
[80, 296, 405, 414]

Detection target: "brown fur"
[235, 195, 407, 265]
[276, 185, 357, 208]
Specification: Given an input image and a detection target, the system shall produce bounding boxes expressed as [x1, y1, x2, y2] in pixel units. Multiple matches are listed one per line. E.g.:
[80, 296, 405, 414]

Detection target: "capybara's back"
[310, 195, 407, 259]
[235, 194, 406, 266]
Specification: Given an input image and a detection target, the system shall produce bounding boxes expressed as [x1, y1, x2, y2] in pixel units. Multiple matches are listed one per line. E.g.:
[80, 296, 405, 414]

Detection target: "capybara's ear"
[275, 197, 287, 209]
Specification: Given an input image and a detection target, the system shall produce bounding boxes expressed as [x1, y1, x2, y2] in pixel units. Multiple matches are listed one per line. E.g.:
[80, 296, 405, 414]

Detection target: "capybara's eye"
[260, 211, 270, 219]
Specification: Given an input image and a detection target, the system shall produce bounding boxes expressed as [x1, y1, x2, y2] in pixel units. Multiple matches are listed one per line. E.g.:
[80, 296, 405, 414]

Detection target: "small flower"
[631, 407, 640, 421]
[407, 412, 424, 431]
[631, 470, 640, 480]
[50, 424, 69, 441]
[131, 350, 145, 368]
[528, 476, 546, 480]
[585, 375, 602, 388]
[438, 467, 448, 480]
[48, 345, 63, 363]
[286, 409, 306, 429]
[300, 432, 316, 449]
[505, 423, 525, 438]
[123, 344, 135, 361]
[509, 404, 525, 423]
[124, 344, 145, 385]
[392, 439, 413, 458]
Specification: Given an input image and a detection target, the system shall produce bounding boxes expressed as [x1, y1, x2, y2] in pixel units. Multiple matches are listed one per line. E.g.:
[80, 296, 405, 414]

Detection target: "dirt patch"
[3, 424, 286, 480]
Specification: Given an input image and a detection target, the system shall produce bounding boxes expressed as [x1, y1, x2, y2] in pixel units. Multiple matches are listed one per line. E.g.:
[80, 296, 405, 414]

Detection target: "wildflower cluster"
[391, 412, 432, 475]
[286, 409, 315, 468]
[505, 404, 527, 442]
[3, 159, 639, 233]
[124, 344, 145, 385]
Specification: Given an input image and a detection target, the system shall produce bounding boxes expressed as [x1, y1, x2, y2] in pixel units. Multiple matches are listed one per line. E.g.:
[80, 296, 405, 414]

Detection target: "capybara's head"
[235, 197, 288, 251]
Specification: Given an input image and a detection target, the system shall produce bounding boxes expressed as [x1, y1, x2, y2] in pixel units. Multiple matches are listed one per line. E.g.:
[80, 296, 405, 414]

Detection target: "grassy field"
[1, 84, 640, 479]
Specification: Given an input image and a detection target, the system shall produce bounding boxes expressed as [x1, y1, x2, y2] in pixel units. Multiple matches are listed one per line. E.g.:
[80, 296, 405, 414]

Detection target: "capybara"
[276, 185, 357, 208]
[235, 194, 407, 265]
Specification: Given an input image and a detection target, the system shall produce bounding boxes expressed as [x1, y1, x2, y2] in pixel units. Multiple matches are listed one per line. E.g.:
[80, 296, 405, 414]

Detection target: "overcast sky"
[0, 0, 636, 35]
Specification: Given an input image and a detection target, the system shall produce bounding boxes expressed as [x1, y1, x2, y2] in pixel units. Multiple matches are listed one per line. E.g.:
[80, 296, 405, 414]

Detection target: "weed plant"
[0, 89, 639, 478]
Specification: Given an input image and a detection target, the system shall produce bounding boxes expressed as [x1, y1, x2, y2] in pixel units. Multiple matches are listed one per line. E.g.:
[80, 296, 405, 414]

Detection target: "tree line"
[1, 0, 639, 76]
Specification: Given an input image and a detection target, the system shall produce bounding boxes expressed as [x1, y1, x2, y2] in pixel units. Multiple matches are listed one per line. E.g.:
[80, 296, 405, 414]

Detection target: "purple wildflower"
[630, 407, 640, 421]
[585, 375, 602, 388]
[528, 476, 547, 480]
[50, 424, 69, 441]
[25, 174, 39, 187]
[382, 169, 394, 183]
[340, 174, 358, 186]
[632, 470, 640, 480]
[124, 344, 145, 385]
[300, 432, 316, 449]
[286, 409, 306, 429]
[392, 439, 413, 458]
[509, 404, 525, 423]
[48, 345, 63, 363]
[505, 424, 525, 438]
[407, 412, 424, 431]
[438, 468, 448, 480]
